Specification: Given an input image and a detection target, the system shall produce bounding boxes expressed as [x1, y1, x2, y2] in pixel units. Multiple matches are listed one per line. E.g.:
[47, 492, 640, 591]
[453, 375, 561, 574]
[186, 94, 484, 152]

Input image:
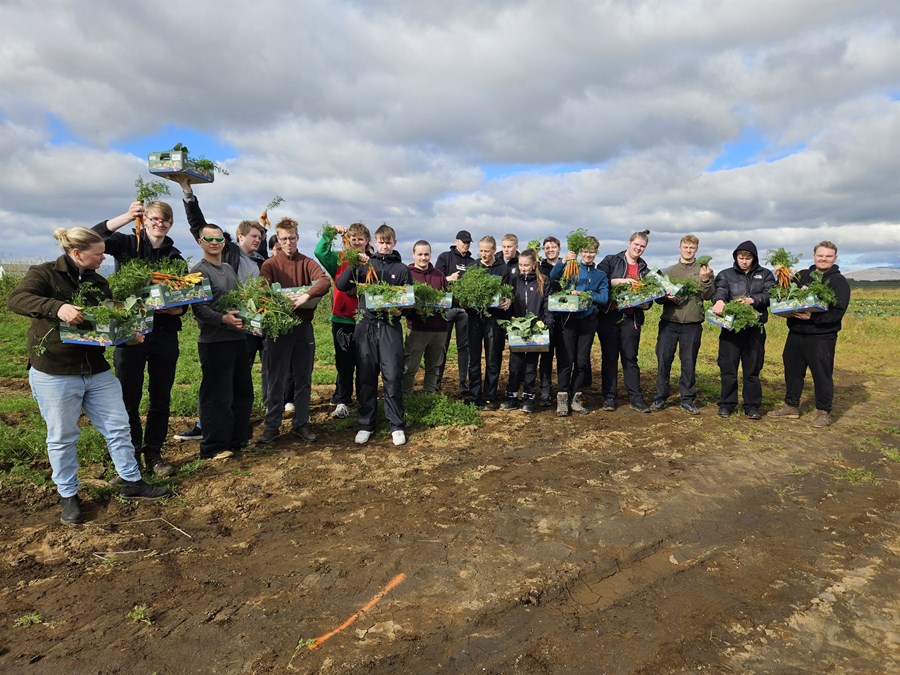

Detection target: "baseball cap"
[456, 230, 473, 243]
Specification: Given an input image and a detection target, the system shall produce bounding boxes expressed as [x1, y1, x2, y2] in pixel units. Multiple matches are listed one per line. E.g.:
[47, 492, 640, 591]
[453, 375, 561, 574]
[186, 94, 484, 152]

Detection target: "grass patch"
[13, 612, 44, 628]
[405, 393, 481, 427]
[833, 467, 877, 483]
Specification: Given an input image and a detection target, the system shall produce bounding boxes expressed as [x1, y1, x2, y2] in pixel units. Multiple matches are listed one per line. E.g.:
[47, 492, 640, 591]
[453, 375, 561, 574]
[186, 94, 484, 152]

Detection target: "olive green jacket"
[658, 260, 714, 324]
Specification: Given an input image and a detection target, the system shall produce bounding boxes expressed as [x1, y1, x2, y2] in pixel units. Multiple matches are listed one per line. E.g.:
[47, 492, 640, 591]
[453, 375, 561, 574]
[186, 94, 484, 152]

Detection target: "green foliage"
[770, 270, 837, 307]
[134, 177, 171, 204]
[765, 247, 800, 269]
[566, 228, 593, 254]
[107, 259, 189, 301]
[127, 604, 154, 626]
[805, 271, 837, 306]
[218, 277, 301, 340]
[319, 221, 339, 247]
[612, 276, 666, 306]
[14, 613, 44, 628]
[450, 265, 512, 316]
[412, 281, 447, 319]
[498, 312, 546, 341]
[723, 300, 761, 331]
[697, 255, 712, 266]
[675, 277, 702, 299]
[192, 156, 229, 176]
[833, 467, 877, 483]
[266, 195, 285, 211]
[526, 239, 542, 258]
[342, 247, 363, 269]
[404, 393, 481, 427]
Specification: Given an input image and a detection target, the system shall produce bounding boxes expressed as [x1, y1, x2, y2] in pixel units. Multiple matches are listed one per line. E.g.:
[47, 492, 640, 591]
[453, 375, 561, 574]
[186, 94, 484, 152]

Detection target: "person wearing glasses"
[91, 200, 185, 477]
[190, 224, 254, 460]
[257, 218, 331, 445]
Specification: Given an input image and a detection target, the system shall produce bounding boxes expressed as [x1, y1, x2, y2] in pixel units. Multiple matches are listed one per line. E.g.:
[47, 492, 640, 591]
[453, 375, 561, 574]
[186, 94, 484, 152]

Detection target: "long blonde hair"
[519, 249, 544, 296]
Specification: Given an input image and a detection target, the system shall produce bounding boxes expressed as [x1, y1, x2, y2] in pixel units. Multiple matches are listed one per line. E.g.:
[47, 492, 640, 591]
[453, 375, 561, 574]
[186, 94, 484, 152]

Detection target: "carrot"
[364, 264, 378, 284]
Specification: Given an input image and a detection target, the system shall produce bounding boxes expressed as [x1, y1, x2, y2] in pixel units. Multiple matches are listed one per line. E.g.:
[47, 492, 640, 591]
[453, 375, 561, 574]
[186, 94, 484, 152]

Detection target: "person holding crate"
[768, 241, 850, 427]
[434, 230, 476, 399]
[467, 235, 513, 411]
[538, 236, 563, 407]
[596, 229, 653, 413]
[499, 249, 553, 413]
[710, 241, 776, 420]
[336, 223, 412, 446]
[549, 236, 608, 416]
[649, 235, 715, 415]
[92, 200, 185, 477]
[314, 222, 372, 419]
[7, 227, 170, 524]
[257, 218, 331, 445]
[403, 240, 449, 395]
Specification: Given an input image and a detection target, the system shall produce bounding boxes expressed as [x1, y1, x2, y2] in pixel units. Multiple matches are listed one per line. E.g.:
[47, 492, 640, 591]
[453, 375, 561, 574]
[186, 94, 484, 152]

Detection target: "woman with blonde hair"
[7, 227, 169, 525]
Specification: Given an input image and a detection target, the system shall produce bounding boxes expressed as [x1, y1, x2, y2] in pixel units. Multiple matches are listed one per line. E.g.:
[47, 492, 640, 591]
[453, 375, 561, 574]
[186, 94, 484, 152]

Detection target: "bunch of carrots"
[150, 271, 204, 291]
[133, 177, 171, 249]
[562, 229, 592, 285]
[766, 248, 800, 289]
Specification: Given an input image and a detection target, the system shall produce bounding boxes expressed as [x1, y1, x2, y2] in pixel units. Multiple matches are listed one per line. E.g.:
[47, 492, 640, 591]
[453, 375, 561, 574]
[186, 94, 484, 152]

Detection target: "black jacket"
[712, 240, 776, 325]
[91, 222, 185, 332]
[786, 265, 850, 335]
[470, 258, 513, 319]
[495, 251, 520, 280]
[539, 259, 562, 294]
[435, 246, 475, 277]
[335, 250, 412, 322]
[598, 250, 650, 323]
[510, 271, 553, 329]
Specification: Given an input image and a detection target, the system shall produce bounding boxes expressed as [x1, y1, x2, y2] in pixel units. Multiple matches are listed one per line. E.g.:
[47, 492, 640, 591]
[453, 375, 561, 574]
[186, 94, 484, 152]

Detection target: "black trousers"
[332, 321, 359, 406]
[198, 339, 253, 457]
[783, 331, 837, 412]
[264, 321, 315, 432]
[655, 320, 703, 403]
[557, 314, 597, 395]
[717, 326, 766, 411]
[467, 311, 503, 403]
[538, 323, 560, 397]
[597, 312, 643, 404]
[355, 320, 405, 432]
[113, 329, 179, 454]
[506, 351, 539, 397]
[436, 307, 469, 393]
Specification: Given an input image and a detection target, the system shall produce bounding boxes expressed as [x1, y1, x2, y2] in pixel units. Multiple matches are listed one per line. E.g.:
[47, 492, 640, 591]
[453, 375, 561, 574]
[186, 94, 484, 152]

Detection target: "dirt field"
[1, 368, 898, 673]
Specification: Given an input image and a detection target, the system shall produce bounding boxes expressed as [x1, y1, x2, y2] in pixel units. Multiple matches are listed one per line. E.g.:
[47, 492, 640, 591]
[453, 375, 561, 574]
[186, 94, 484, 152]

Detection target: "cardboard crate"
[705, 308, 735, 330]
[771, 297, 828, 315]
[363, 285, 415, 310]
[235, 310, 265, 337]
[646, 271, 683, 297]
[508, 330, 551, 353]
[60, 313, 149, 347]
[616, 290, 666, 310]
[430, 292, 453, 309]
[141, 278, 212, 310]
[271, 283, 322, 309]
[548, 292, 592, 313]
[148, 149, 214, 184]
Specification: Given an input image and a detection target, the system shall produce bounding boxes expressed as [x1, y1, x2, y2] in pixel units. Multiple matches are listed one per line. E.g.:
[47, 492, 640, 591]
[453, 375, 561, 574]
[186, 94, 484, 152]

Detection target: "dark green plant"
[266, 196, 284, 211]
[723, 300, 761, 331]
[412, 282, 447, 319]
[765, 248, 800, 269]
[675, 277, 702, 299]
[697, 255, 712, 266]
[134, 177, 170, 204]
[498, 312, 547, 341]
[450, 265, 512, 316]
[218, 277, 301, 340]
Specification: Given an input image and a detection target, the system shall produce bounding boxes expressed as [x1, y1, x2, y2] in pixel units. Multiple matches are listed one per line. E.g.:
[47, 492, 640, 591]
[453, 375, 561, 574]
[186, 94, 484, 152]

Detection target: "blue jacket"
[549, 260, 609, 320]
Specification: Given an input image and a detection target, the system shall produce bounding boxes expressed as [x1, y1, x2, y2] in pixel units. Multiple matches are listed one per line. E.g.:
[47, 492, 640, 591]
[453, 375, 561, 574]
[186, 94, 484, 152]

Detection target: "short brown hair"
[145, 201, 174, 223]
[275, 217, 298, 235]
[814, 240, 838, 254]
[374, 223, 396, 242]
[629, 229, 650, 243]
[348, 222, 370, 241]
[542, 236, 560, 247]
[236, 220, 266, 238]
[680, 234, 699, 246]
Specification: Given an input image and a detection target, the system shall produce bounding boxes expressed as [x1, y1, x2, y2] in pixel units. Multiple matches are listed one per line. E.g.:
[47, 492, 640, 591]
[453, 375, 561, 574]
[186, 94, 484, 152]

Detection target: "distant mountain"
[844, 267, 900, 281]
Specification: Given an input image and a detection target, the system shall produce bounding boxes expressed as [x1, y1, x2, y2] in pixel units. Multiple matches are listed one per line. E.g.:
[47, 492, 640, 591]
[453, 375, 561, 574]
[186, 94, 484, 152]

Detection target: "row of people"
[8, 182, 850, 523]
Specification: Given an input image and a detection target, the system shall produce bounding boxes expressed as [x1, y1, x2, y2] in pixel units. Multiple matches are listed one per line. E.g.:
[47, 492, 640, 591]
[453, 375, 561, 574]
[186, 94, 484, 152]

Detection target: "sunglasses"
[201, 236, 225, 243]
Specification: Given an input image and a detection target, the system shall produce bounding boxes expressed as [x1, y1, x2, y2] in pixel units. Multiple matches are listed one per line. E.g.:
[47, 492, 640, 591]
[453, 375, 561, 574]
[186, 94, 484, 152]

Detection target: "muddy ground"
[1, 368, 898, 674]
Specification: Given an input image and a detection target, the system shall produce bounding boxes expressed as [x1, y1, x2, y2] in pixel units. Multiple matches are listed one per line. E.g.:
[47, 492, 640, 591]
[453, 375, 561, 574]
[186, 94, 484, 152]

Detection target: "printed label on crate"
[616, 291, 666, 310]
[771, 298, 828, 315]
[235, 311, 265, 337]
[705, 308, 734, 330]
[363, 285, 415, 310]
[141, 278, 212, 309]
[271, 283, 322, 309]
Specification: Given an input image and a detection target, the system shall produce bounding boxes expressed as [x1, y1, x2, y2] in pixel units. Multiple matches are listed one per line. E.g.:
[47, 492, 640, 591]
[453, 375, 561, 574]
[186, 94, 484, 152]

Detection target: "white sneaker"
[332, 403, 349, 419]
[392, 430, 406, 446]
[284, 402, 295, 413]
[355, 430, 372, 444]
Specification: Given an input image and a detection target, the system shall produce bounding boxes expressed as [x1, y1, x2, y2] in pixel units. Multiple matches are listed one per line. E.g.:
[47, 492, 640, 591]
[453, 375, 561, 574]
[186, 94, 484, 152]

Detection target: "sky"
[1, 0, 899, 273]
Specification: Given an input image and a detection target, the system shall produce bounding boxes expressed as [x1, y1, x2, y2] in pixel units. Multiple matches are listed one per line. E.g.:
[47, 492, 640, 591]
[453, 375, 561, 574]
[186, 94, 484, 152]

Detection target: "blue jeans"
[29, 368, 142, 497]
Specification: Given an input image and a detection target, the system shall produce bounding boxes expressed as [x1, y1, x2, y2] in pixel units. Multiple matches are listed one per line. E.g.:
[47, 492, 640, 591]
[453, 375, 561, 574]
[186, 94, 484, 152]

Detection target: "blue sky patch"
[112, 125, 237, 163]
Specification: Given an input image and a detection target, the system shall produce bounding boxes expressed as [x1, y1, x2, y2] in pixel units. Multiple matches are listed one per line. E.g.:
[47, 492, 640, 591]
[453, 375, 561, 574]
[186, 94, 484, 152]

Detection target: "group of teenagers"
[8, 177, 851, 525]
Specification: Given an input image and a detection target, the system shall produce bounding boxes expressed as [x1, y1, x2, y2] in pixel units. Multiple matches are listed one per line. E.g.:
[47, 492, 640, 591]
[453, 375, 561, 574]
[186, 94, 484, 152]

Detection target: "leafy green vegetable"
[266, 195, 285, 211]
[217, 277, 301, 340]
[134, 177, 170, 204]
[412, 281, 447, 319]
[722, 300, 761, 331]
[675, 277, 702, 299]
[697, 255, 712, 266]
[805, 271, 836, 306]
[765, 248, 800, 269]
[526, 239, 542, 258]
[319, 221, 339, 247]
[192, 156, 229, 176]
[108, 259, 190, 301]
[450, 265, 512, 317]
[498, 312, 546, 341]
[566, 228, 593, 254]
[612, 276, 666, 306]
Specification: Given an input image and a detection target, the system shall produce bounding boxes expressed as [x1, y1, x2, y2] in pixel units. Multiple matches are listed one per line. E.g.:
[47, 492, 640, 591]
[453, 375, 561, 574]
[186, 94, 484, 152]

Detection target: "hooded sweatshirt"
[785, 265, 850, 335]
[335, 250, 412, 322]
[435, 246, 475, 277]
[407, 263, 448, 332]
[712, 240, 776, 325]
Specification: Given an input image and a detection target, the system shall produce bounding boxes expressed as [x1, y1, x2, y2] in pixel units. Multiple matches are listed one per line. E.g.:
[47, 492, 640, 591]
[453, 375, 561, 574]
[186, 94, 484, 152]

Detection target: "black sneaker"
[630, 401, 650, 413]
[602, 397, 617, 412]
[746, 408, 762, 420]
[717, 406, 733, 418]
[539, 393, 552, 407]
[500, 397, 518, 410]
[60, 496, 84, 525]
[120, 479, 170, 500]
[291, 425, 317, 442]
[257, 427, 280, 445]
[477, 400, 495, 411]
[174, 423, 202, 441]
[680, 401, 700, 415]
[521, 398, 535, 413]
[649, 399, 667, 412]
[143, 450, 175, 478]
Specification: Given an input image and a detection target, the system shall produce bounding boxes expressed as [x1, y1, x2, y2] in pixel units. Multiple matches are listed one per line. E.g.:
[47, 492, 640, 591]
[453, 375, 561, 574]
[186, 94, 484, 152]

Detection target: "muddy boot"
[556, 392, 569, 417]
[60, 496, 84, 525]
[144, 449, 175, 478]
[767, 403, 801, 419]
[570, 392, 590, 415]
[811, 410, 833, 427]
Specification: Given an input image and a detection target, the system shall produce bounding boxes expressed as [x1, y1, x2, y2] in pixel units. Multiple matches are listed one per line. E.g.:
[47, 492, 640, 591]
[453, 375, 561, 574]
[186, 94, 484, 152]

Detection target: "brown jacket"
[260, 251, 331, 321]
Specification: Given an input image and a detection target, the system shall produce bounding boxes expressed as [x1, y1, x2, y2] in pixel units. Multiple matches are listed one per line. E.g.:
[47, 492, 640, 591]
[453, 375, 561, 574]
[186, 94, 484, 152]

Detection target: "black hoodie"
[335, 250, 412, 322]
[435, 246, 475, 277]
[711, 240, 776, 324]
[786, 264, 850, 335]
